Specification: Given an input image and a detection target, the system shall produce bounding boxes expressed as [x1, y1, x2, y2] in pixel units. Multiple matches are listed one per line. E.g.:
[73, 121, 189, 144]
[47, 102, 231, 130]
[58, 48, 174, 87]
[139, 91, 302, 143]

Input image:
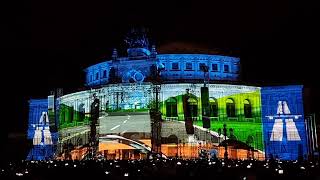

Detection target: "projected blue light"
[84, 54, 240, 87]
[27, 99, 58, 160]
[26, 31, 310, 161]
[261, 85, 308, 160]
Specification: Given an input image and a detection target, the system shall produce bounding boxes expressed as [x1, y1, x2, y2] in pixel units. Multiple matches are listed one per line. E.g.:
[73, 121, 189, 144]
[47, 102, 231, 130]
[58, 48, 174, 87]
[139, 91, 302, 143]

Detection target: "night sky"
[2, 0, 320, 159]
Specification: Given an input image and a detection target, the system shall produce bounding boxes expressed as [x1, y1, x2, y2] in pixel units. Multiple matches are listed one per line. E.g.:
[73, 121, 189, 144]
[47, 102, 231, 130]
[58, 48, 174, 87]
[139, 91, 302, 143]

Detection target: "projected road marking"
[32, 112, 53, 145]
[267, 101, 302, 141]
[33, 128, 42, 145]
[43, 127, 53, 145]
[270, 119, 283, 141]
[99, 112, 151, 134]
[121, 130, 127, 134]
[286, 119, 301, 141]
[110, 125, 121, 131]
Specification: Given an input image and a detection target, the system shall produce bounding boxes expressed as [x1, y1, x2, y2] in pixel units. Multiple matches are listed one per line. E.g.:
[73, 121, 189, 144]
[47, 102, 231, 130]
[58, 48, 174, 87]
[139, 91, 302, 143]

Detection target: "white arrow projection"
[33, 112, 53, 145]
[266, 101, 301, 141]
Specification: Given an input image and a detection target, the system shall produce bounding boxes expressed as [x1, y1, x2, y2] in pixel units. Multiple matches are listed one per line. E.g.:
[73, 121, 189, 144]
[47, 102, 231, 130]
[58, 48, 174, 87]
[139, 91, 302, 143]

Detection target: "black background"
[1, 0, 319, 161]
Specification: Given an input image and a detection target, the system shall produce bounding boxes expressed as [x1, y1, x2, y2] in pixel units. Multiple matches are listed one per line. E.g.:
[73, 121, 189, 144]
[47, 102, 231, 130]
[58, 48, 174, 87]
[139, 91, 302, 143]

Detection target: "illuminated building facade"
[27, 29, 310, 160]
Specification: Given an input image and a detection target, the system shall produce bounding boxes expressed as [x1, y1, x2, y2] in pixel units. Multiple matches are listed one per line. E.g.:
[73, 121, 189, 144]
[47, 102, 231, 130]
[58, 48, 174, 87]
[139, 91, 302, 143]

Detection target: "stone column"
[73, 100, 78, 124]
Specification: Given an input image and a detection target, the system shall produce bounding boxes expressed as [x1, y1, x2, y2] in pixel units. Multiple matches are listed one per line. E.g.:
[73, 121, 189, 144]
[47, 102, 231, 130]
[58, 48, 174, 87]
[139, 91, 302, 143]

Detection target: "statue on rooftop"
[124, 27, 149, 49]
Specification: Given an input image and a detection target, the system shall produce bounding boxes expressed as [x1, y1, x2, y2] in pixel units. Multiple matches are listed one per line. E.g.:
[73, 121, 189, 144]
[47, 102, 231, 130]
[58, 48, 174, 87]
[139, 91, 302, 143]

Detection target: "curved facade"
[27, 31, 309, 161]
[85, 54, 239, 87]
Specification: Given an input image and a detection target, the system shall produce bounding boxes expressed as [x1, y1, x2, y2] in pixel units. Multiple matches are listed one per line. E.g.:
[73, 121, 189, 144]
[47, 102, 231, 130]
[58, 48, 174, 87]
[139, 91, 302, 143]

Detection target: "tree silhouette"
[246, 135, 254, 146]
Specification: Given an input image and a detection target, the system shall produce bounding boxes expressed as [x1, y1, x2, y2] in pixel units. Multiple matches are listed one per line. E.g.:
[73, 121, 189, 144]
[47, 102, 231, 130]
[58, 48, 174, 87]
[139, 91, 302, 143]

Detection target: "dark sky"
[2, 0, 320, 137]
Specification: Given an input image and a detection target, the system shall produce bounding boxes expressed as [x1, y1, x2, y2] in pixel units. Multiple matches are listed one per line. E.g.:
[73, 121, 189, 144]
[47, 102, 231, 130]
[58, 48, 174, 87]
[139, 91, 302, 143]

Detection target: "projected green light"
[160, 85, 263, 151]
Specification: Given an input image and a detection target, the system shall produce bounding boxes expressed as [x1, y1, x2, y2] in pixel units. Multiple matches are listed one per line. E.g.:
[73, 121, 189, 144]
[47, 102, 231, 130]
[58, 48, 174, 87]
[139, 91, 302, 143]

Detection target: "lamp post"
[89, 93, 99, 159]
[199, 64, 209, 86]
[150, 78, 162, 154]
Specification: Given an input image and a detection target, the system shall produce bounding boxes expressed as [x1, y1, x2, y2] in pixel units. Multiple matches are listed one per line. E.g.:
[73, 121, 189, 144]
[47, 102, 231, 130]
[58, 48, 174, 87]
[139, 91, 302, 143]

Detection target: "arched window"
[209, 97, 218, 117]
[244, 99, 252, 118]
[96, 72, 99, 80]
[65, 105, 73, 123]
[78, 103, 85, 121]
[166, 97, 178, 117]
[59, 105, 66, 124]
[224, 65, 229, 73]
[103, 70, 107, 78]
[172, 62, 179, 70]
[188, 97, 198, 117]
[226, 98, 236, 117]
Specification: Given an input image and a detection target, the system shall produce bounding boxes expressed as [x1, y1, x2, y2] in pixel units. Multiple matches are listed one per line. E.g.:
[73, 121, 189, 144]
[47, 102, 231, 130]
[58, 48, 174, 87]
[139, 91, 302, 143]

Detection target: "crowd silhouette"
[1, 157, 319, 179]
